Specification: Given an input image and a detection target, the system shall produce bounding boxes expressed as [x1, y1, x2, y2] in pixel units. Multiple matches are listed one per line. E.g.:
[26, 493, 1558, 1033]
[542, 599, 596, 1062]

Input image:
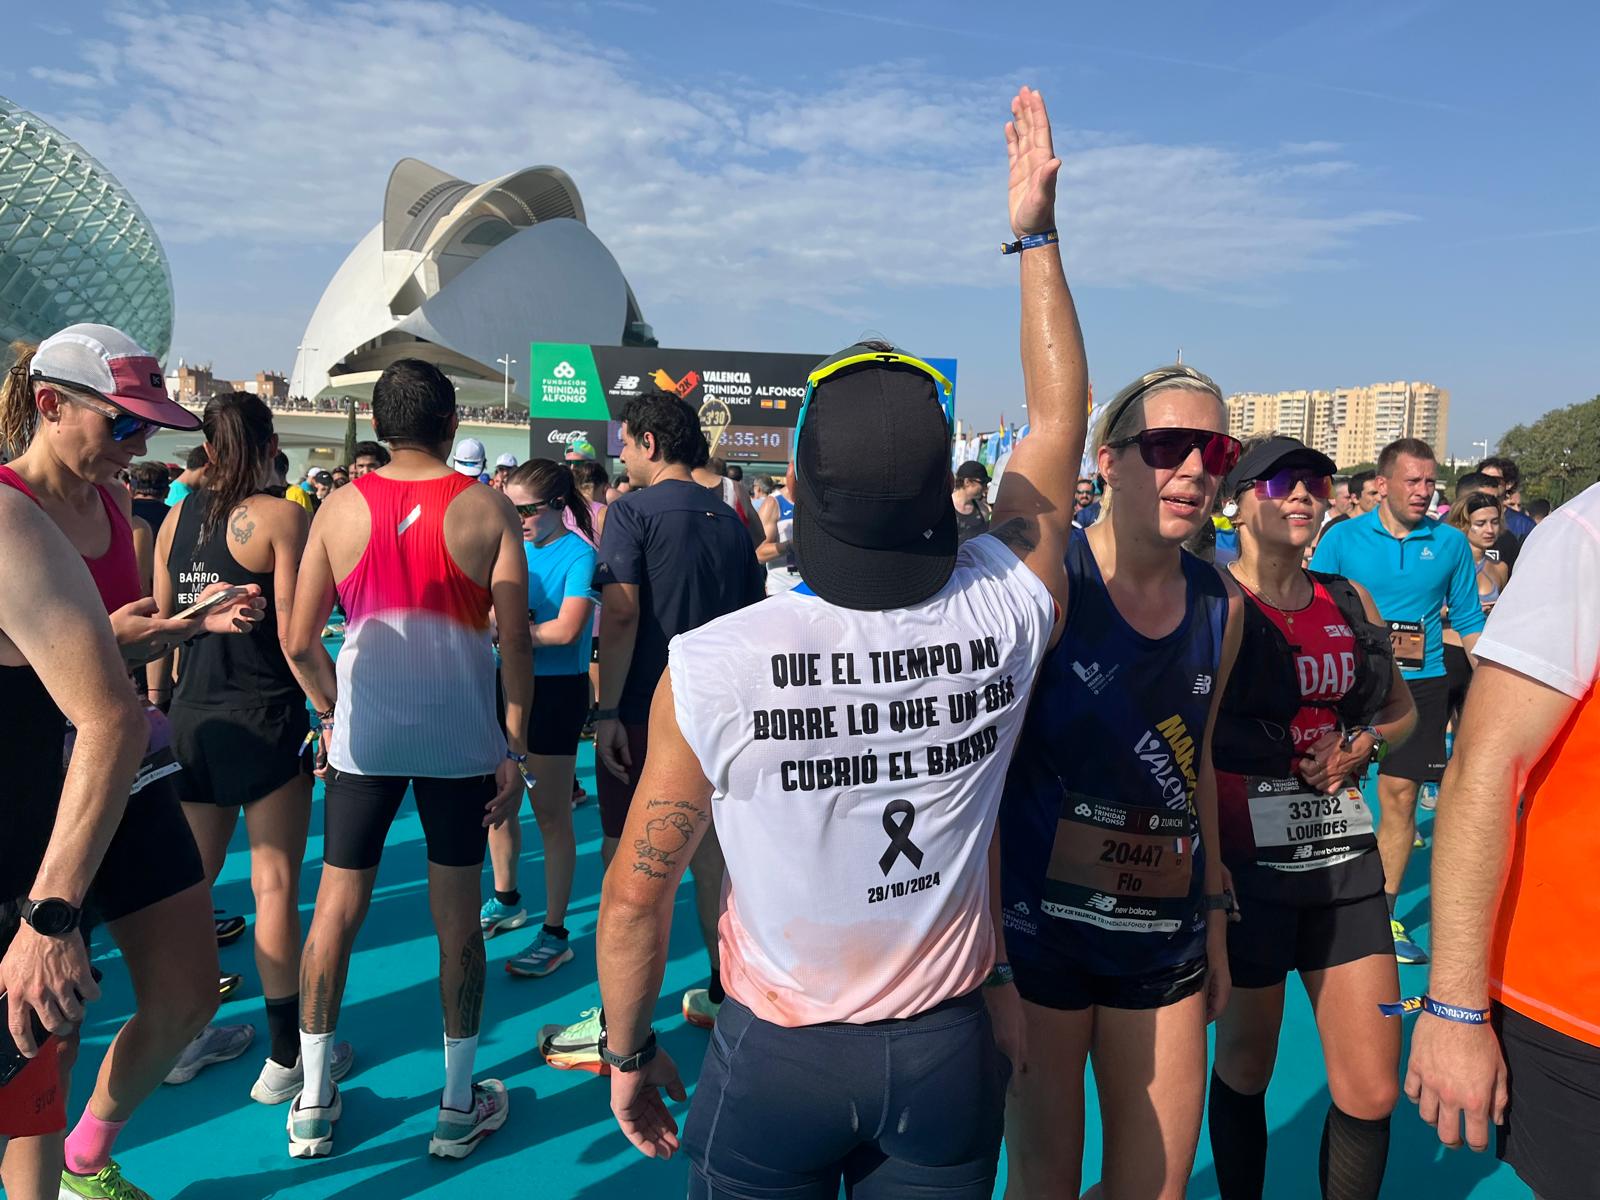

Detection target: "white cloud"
[37, 1, 1408, 315]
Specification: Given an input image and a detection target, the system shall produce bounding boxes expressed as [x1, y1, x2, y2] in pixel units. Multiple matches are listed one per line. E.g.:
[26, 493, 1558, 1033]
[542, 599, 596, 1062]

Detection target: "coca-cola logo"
[546, 429, 587, 445]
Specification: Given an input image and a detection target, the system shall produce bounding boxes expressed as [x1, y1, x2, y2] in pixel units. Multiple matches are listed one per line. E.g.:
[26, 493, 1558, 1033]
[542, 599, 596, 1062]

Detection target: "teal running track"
[52, 755, 1529, 1199]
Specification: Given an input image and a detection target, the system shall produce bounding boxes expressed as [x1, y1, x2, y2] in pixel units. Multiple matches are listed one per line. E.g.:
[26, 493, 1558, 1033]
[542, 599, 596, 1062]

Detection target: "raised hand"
[1006, 85, 1062, 237]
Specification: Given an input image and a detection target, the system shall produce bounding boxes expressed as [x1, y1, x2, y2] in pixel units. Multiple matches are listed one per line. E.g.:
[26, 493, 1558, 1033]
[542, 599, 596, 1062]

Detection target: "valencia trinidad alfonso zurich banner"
[528, 344, 958, 464]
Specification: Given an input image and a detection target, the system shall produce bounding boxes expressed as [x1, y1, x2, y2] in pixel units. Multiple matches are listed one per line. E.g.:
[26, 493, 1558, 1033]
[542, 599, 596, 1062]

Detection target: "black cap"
[955, 460, 990, 485]
[1221, 435, 1337, 498]
[793, 351, 955, 611]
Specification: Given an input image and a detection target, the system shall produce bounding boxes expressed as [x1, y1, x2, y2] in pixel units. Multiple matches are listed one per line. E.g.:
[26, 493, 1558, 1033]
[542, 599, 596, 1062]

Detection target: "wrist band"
[1000, 229, 1059, 255]
[1379, 994, 1491, 1024]
[984, 962, 1015, 988]
[593, 707, 621, 721]
[506, 750, 528, 763]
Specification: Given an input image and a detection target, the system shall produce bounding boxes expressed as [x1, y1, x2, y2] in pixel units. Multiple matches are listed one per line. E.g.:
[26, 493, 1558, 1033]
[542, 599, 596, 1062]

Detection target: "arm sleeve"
[593, 503, 643, 588]
[1444, 535, 1488, 637]
[564, 544, 598, 600]
[1474, 507, 1600, 699]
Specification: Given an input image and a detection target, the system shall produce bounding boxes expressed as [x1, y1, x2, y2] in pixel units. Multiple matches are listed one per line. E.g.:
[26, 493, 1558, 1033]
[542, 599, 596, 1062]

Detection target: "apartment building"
[1227, 381, 1449, 467]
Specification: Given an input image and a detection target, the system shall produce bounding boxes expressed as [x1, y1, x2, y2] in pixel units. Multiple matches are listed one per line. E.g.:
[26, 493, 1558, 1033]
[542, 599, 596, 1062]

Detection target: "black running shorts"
[526, 673, 589, 757]
[169, 700, 310, 809]
[322, 770, 495, 871]
[1379, 674, 1449, 783]
[684, 991, 1008, 1199]
[1227, 891, 1394, 989]
[1014, 955, 1208, 1012]
[89, 772, 206, 924]
[1496, 1004, 1600, 1200]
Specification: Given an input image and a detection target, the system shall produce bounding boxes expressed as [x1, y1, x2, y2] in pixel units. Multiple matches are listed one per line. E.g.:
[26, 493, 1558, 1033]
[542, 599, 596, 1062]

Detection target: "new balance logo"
[614, 375, 640, 391]
[1192, 674, 1213, 696]
[1085, 893, 1118, 914]
[1292, 845, 1314, 860]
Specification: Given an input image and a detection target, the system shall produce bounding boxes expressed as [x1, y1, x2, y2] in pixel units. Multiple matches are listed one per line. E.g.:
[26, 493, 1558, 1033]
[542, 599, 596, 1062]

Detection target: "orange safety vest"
[1489, 685, 1600, 1046]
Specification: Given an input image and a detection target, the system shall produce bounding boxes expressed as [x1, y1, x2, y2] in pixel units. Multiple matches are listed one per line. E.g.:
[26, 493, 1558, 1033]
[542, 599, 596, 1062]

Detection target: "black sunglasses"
[1108, 427, 1242, 476]
[514, 497, 563, 517]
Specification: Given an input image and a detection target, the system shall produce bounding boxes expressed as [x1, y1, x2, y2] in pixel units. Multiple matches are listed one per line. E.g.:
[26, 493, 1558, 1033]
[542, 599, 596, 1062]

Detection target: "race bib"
[1040, 792, 1195, 934]
[1246, 776, 1376, 872]
[1388, 619, 1425, 670]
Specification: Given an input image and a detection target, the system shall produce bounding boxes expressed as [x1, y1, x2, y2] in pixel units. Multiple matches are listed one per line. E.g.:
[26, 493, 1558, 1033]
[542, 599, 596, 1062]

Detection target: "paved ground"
[61, 753, 1527, 1198]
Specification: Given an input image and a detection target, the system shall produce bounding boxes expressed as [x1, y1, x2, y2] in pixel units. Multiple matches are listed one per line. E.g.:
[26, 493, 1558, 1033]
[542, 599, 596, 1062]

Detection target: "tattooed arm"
[597, 671, 712, 1158]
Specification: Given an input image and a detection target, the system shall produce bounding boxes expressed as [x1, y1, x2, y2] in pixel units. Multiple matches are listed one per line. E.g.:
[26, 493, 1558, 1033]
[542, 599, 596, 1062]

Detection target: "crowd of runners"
[0, 86, 1594, 1200]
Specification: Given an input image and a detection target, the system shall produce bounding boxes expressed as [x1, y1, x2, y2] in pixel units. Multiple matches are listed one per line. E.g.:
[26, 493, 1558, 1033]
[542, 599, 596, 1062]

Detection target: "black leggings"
[322, 770, 494, 870]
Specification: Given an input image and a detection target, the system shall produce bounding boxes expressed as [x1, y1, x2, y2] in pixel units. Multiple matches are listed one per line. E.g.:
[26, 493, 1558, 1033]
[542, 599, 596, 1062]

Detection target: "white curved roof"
[294, 160, 636, 404]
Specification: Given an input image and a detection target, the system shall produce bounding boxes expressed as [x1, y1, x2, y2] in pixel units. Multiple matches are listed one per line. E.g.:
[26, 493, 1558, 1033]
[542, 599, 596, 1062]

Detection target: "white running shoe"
[251, 1040, 356, 1104]
[286, 1086, 341, 1159]
[164, 1023, 255, 1085]
[428, 1080, 509, 1159]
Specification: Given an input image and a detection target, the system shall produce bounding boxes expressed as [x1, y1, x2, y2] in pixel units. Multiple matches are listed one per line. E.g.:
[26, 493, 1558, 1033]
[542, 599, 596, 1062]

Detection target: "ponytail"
[1, 342, 41, 459]
[508, 458, 594, 543]
[199, 392, 275, 537]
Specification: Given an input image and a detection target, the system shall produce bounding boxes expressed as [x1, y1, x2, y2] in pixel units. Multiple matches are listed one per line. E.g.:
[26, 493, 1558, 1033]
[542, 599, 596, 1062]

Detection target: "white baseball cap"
[451, 436, 487, 477]
[495, 452, 519, 469]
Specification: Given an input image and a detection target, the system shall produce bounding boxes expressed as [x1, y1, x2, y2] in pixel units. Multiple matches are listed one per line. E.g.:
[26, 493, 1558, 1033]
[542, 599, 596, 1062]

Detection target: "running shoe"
[538, 1007, 605, 1074]
[428, 1080, 510, 1159]
[215, 913, 247, 946]
[479, 897, 528, 937]
[251, 1040, 356, 1104]
[1419, 781, 1439, 812]
[59, 1160, 151, 1200]
[683, 988, 720, 1029]
[219, 973, 243, 999]
[505, 928, 573, 978]
[286, 1086, 342, 1158]
[1391, 918, 1429, 965]
[572, 781, 588, 809]
[164, 1023, 255, 1084]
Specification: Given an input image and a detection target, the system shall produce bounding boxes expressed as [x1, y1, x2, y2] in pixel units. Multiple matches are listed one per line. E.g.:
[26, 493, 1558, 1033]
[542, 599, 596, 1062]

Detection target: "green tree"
[341, 397, 357, 468]
[1497, 394, 1600, 503]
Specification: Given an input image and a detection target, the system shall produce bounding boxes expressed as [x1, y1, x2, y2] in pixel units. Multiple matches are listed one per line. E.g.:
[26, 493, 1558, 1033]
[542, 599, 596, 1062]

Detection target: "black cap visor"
[794, 494, 957, 610]
[1222, 436, 1338, 498]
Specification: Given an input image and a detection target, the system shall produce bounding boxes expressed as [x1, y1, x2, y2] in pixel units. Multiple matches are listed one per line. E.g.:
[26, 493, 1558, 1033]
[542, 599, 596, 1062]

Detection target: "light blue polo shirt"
[1311, 508, 1486, 680]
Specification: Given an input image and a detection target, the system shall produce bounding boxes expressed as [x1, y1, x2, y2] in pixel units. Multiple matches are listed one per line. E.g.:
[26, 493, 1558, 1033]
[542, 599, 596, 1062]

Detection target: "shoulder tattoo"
[229, 504, 256, 546]
[990, 517, 1038, 554]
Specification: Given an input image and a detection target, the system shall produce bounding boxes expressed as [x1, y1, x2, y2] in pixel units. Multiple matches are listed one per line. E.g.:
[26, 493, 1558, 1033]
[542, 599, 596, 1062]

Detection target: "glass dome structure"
[0, 96, 174, 358]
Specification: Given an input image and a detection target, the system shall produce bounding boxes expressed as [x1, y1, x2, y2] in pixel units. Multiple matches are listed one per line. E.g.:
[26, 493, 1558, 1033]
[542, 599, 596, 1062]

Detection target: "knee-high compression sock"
[299, 1029, 335, 1107]
[1319, 1104, 1390, 1200]
[264, 995, 300, 1068]
[443, 1034, 479, 1112]
[64, 1111, 126, 1176]
[1209, 1070, 1268, 1200]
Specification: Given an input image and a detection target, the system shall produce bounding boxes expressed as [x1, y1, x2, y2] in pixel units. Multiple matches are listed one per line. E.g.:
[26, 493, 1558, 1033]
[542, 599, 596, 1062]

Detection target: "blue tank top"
[1001, 529, 1229, 978]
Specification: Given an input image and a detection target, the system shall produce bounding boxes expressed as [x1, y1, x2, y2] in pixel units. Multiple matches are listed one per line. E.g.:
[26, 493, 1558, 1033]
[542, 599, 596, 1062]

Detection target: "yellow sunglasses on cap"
[794, 351, 955, 461]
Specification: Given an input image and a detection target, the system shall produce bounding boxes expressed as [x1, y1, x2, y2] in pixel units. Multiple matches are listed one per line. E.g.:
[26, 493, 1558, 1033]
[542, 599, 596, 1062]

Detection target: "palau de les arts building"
[292, 159, 654, 408]
[0, 96, 174, 359]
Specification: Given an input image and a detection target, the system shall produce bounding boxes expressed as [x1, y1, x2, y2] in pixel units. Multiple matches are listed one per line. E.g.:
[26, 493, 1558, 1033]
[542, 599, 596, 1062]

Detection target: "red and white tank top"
[330, 473, 503, 777]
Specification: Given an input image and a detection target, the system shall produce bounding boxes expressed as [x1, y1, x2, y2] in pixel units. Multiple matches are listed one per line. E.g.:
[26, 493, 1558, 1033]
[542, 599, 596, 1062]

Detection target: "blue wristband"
[1379, 994, 1490, 1025]
[1001, 229, 1059, 255]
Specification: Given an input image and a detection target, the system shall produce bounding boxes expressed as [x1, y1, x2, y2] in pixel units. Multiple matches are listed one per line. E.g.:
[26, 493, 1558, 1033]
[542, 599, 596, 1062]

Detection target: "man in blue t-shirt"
[1311, 437, 1486, 964]
[586, 391, 763, 1028]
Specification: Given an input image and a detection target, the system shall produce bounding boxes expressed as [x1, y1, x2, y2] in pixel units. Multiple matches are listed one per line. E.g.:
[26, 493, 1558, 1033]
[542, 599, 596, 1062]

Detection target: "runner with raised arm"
[590, 84, 1083, 1198]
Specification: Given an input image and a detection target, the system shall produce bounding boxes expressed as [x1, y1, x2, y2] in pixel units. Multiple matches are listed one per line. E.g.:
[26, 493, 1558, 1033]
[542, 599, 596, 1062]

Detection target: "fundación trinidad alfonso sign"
[529, 343, 959, 464]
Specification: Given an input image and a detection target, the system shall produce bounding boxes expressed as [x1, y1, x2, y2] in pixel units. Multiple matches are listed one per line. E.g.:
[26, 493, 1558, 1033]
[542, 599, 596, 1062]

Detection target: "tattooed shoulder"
[229, 504, 256, 546]
[990, 517, 1038, 554]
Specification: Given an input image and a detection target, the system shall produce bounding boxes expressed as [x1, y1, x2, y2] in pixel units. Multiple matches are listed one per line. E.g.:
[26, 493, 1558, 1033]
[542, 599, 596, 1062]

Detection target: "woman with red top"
[1206, 436, 1417, 1199]
[0, 324, 261, 1200]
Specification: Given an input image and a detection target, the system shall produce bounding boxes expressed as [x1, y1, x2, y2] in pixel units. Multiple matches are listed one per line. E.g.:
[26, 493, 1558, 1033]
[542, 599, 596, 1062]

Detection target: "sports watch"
[598, 1013, 658, 1073]
[19, 897, 81, 937]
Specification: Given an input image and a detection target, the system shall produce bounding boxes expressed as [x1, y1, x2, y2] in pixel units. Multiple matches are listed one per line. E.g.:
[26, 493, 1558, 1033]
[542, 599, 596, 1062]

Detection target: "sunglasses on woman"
[1108, 427, 1242, 477]
[513, 497, 563, 517]
[46, 382, 159, 443]
[1248, 467, 1332, 501]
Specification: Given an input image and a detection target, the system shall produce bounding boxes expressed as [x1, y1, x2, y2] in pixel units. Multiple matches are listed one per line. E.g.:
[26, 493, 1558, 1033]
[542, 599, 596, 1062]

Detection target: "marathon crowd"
[263, 394, 527, 427]
[1, 87, 1595, 1200]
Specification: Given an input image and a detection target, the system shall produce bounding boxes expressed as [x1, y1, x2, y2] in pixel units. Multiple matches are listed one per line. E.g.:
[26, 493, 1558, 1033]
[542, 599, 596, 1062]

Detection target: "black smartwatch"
[598, 1015, 658, 1073]
[20, 897, 82, 937]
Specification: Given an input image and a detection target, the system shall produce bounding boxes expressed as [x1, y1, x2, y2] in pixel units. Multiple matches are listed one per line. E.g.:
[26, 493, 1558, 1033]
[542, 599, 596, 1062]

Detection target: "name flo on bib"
[761, 641, 1019, 793]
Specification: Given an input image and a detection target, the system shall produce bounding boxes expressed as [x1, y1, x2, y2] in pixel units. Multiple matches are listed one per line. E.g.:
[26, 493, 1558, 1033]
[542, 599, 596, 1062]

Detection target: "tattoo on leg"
[990, 517, 1039, 554]
[455, 936, 486, 1037]
[301, 938, 334, 1033]
[632, 862, 667, 880]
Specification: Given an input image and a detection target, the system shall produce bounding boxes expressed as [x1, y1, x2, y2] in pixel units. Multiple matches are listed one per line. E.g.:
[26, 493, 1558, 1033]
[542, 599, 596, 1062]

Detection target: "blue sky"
[5, 0, 1596, 453]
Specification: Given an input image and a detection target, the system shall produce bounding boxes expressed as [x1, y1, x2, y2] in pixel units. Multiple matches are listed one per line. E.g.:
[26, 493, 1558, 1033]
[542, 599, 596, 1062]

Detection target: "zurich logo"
[553, 361, 576, 379]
